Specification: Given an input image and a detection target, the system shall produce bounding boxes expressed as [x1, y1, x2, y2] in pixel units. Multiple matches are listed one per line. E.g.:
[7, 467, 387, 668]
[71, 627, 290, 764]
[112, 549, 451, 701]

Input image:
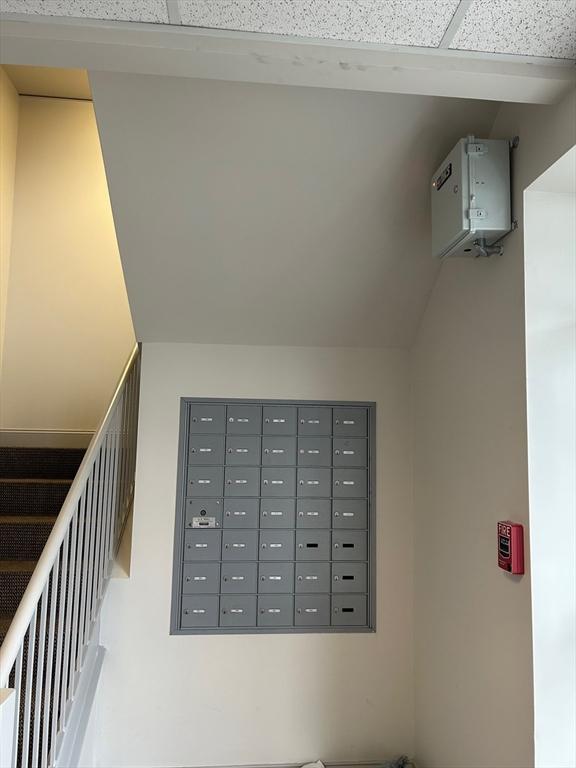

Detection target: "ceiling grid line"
[438, 0, 474, 48]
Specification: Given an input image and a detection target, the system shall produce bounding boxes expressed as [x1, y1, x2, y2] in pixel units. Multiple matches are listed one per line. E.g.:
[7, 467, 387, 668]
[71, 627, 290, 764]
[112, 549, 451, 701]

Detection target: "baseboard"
[0, 429, 94, 449]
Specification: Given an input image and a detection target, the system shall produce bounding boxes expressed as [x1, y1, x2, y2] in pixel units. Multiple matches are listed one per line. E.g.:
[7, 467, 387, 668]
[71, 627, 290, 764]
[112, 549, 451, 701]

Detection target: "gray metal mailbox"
[171, 398, 375, 634]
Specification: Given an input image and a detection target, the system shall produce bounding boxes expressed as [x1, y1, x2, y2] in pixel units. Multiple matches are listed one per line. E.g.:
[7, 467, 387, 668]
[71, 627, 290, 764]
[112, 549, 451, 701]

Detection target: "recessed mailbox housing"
[170, 398, 376, 634]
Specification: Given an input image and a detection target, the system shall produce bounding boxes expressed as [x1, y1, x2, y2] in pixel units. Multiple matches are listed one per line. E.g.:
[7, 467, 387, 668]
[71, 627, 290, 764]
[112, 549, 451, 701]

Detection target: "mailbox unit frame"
[170, 398, 376, 635]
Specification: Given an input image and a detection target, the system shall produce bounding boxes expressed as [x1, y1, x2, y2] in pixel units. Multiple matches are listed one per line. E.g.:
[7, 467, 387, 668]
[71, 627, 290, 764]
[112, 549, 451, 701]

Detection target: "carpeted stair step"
[0, 447, 85, 480]
[0, 561, 36, 615]
[0, 516, 57, 560]
[0, 479, 72, 516]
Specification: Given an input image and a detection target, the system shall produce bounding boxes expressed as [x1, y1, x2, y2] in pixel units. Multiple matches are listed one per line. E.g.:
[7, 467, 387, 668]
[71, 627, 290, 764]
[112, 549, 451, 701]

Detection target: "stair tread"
[0, 515, 58, 524]
[0, 560, 37, 573]
[0, 478, 72, 484]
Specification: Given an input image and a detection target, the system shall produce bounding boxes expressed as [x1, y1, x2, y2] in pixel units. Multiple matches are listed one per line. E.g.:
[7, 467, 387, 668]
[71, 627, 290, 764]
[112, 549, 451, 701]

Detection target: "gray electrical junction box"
[431, 136, 512, 259]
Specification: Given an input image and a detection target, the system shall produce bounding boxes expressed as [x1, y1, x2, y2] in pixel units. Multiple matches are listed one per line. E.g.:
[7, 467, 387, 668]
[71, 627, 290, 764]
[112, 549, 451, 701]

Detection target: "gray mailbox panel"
[172, 398, 374, 635]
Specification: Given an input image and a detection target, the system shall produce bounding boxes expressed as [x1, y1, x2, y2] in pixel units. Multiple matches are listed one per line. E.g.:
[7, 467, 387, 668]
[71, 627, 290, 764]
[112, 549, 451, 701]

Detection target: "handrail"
[0, 344, 139, 686]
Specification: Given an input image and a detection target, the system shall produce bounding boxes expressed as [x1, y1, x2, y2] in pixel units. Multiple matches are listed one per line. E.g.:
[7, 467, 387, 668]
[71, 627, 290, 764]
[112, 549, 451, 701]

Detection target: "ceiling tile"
[1, 0, 169, 23]
[178, 0, 460, 47]
[451, 0, 576, 59]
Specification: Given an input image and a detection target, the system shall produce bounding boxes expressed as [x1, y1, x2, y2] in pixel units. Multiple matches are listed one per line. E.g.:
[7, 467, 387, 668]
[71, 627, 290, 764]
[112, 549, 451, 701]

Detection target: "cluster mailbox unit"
[170, 399, 376, 634]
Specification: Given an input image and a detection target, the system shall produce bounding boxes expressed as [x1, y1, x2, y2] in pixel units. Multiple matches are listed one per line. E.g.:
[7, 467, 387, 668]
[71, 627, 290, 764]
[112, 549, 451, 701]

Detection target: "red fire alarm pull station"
[498, 521, 524, 575]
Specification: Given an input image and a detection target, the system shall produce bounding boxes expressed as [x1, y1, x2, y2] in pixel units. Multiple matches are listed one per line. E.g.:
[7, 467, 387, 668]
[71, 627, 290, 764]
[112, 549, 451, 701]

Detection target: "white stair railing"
[0, 345, 140, 768]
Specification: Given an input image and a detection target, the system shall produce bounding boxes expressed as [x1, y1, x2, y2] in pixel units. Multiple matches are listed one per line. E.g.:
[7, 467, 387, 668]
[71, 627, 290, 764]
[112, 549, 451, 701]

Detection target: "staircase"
[0, 448, 85, 646]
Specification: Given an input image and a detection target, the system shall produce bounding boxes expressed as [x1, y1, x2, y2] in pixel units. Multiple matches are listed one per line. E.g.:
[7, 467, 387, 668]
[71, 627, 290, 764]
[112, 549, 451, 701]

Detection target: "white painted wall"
[0, 66, 19, 377]
[0, 95, 135, 439]
[87, 342, 413, 767]
[412, 89, 576, 768]
[524, 148, 576, 768]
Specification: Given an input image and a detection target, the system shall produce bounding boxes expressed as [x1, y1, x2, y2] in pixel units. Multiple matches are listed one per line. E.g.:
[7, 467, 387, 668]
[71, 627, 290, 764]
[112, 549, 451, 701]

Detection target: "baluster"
[21, 609, 37, 768]
[68, 496, 85, 702]
[58, 514, 78, 731]
[31, 585, 49, 766]
[11, 647, 23, 768]
[50, 536, 68, 761]
[83, 449, 101, 646]
[77, 470, 93, 668]
[41, 556, 59, 768]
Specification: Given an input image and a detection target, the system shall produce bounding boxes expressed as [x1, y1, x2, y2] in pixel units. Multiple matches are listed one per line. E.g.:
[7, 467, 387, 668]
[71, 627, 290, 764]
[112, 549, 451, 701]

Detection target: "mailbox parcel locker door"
[189, 404, 226, 434]
[189, 434, 225, 465]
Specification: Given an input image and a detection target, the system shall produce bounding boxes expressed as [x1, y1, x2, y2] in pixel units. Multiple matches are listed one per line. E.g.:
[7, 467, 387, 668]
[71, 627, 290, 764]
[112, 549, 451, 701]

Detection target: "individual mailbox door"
[184, 530, 222, 561]
[258, 562, 295, 593]
[185, 499, 223, 530]
[332, 499, 367, 529]
[262, 437, 297, 466]
[181, 596, 219, 628]
[297, 407, 331, 436]
[296, 499, 331, 529]
[189, 434, 225, 465]
[295, 562, 330, 593]
[261, 468, 295, 497]
[297, 468, 331, 497]
[220, 595, 257, 627]
[332, 562, 367, 593]
[220, 562, 258, 594]
[259, 530, 295, 561]
[258, 595, 294, 627]
[296, 530, 331, 561]
[332, 469, 367, 498]
[297, 437, 331, 467]
[262, 406, 297, 435]
[333, 408, 367, 437]
[260, 498, 296, 528]
[295, 595, 330, 627]
[224, 467, 260, 497]
[187, 466, 223, 497]
[332, 530, 367, 561]
[331, 594, 367, 626]
[182, 563, 221, 594]
[223, 498, 259, 528]
[225, 436, 261, 466]
[333, 438, 367, 468]
[222, 530, 258, 561]
[226, 405, 262, 435]
[189, 404, 226, 434]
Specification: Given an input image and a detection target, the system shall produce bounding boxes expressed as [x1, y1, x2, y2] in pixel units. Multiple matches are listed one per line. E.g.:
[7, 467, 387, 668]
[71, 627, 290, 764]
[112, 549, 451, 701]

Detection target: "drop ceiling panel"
[451, 0, 576, 59]
[178, 0, 460, 47]
[1, 0, 169, 23]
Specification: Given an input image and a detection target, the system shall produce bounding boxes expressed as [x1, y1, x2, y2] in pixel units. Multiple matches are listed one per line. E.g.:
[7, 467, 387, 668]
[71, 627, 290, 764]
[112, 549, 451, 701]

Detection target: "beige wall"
[0, 96, 135, 437]
[86, 342, 414, 767]
[0, 67, 19, 376]
[412, 89, 576, 768]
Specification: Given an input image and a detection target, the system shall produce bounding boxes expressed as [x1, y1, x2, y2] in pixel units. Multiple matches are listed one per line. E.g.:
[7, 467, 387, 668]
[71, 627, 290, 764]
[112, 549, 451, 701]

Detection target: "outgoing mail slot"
[332, 530, 367, 561]
[260, 498, 296, 528]
[189, 434, 225, 465]
[296, 530, 331, 561]
[187, 466, 224, 498]
[225, 436, 261, 465]
[184, 530, 222, 561]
